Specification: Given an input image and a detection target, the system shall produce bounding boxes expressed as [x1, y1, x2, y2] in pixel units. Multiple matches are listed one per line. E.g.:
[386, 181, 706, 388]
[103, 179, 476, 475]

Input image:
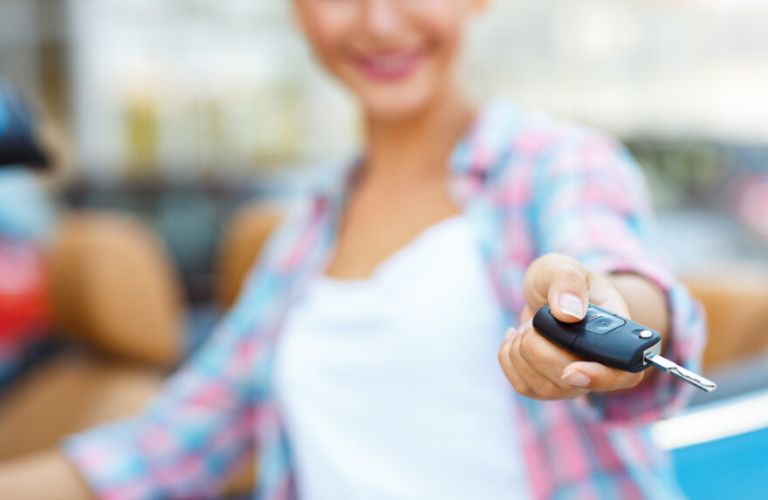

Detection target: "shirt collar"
[315, 100, 523, 215]
[450, 100, 522, 182]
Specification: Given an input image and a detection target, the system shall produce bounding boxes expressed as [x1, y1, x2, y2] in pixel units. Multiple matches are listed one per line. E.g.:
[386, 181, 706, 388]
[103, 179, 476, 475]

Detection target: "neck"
[362, 85, 475, 186]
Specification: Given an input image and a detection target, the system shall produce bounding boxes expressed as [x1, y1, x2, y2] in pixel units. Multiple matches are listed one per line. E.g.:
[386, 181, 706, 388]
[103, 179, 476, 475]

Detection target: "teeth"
[368, 53, 413, 71]
[377, 58, 403, 70]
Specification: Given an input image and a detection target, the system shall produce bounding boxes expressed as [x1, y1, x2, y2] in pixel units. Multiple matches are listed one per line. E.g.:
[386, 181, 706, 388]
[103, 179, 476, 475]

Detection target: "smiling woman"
[0, 1, 706, 499]
[293, 0, 482, 120]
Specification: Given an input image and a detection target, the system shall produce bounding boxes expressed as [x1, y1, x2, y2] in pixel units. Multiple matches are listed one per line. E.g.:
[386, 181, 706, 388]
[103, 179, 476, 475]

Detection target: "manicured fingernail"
[561, 367, 591, 387]
[559, 293, 584, 319]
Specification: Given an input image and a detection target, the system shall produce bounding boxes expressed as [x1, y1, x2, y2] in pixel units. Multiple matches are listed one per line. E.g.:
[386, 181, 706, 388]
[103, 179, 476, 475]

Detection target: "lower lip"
[353, 50, 426, 82]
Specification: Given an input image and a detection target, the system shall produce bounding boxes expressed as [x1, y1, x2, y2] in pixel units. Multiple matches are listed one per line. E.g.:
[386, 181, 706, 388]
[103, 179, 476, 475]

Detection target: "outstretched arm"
[0, 450, 93, 500]
[499, 131, 705, 422]
[498, 253, 669, 400]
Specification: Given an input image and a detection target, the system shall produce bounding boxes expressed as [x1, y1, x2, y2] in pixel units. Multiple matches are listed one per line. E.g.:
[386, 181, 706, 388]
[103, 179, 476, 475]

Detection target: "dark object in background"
[0, 80, 49, 169]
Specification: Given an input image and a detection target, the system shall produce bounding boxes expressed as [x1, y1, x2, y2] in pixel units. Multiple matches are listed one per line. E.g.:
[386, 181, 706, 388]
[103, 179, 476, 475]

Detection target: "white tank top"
[274, 215, 531, 500]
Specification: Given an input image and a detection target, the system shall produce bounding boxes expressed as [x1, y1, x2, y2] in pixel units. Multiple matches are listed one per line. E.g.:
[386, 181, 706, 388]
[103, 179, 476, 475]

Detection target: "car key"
[532, 304, 716, 392]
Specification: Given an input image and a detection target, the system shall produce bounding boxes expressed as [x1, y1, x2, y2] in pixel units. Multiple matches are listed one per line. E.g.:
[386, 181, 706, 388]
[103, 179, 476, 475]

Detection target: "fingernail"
[561, 367, 591, 387]
[504, 327, 516, 341]
[522, 318, 533, 330]
[559, 293, 584, 319]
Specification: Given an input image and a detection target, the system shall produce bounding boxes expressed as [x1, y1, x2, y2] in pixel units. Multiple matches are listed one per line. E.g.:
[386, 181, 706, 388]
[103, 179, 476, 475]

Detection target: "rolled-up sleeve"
[532, 131, 707, 424]
[60, 200, 312, 499]
[62, 314, 263, 499]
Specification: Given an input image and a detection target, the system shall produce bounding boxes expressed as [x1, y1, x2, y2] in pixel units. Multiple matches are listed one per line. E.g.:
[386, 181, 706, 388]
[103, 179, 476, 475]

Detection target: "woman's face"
[294, 0, 483, 120]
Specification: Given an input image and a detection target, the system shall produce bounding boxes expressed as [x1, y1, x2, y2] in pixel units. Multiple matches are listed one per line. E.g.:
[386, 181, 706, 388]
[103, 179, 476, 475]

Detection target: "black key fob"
[532, 304, 662, 372]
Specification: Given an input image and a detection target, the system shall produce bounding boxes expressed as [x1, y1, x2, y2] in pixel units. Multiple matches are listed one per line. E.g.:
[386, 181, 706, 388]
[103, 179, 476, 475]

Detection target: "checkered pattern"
[64, 101, 705, 500]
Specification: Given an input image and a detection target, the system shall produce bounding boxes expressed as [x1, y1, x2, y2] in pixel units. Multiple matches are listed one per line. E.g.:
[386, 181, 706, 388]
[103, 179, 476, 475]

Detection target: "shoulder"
[248, 159, 354, 271]
[472, 101, 641, 188]
[480, 101, 626, 166]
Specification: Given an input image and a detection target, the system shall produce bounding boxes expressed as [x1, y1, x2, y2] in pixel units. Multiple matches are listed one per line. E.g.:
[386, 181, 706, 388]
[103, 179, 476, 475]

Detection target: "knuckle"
[557, 265, 588, 287]
[530, 378, 550, 396]
[517, 328, 531, 352]
[505, 373, 530, 396]
[519, 330, 548, 366]
[534, 380, 563, 400]
[518, 339, 538, 369]
[500, 346, 516, 368]
[514, 381, 532, 397]
[604, 370, 644, 391]
[624, 371, 645, 388]
[518, 337, 538, 366]
[563, 388, 589, 400]
[498, 358, 515, 381]
[497, 344, 509, 366]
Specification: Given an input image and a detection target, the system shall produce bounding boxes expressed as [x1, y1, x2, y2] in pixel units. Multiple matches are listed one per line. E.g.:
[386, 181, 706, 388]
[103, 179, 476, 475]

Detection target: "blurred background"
[0, 0, 766, 498]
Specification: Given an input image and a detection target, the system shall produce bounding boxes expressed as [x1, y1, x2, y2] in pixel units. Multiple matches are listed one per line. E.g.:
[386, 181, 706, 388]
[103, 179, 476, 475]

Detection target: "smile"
[353, 48, 427, 82]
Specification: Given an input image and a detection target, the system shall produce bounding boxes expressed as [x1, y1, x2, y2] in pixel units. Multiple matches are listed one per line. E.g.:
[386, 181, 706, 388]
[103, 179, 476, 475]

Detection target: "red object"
[738, 177, 768, 241]
[0, 240, 50, 341]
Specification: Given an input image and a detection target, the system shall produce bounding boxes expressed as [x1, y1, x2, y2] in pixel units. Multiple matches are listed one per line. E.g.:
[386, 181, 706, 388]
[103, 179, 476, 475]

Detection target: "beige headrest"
[50, 212, 184, 367]
[215, 204, 282, 310]
[684, 264, 768, 371]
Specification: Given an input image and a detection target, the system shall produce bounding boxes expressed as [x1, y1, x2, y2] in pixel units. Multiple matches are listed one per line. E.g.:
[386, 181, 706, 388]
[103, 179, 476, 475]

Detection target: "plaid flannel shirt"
[64, 101, 705, 500]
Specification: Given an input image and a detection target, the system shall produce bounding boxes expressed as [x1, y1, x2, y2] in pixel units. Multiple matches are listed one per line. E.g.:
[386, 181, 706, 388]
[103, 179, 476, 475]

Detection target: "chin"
[338, 53, 448, 122]
[357, 86, 439, 122]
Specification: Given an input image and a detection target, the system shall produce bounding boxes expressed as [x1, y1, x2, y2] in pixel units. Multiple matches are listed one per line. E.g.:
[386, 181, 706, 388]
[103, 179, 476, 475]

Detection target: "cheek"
[419, 12, 466, 70]
[297, 5, 355, 69]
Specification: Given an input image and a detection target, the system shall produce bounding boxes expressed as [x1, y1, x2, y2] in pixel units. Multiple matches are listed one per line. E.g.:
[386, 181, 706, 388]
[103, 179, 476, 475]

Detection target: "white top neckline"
[318, 214, 466, 287]
[274, 214, 531, 500]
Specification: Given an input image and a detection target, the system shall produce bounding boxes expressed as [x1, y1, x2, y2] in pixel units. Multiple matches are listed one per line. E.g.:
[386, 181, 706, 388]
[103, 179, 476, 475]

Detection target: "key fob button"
[585, 309, 601, 321]
[638, 329, 654, 339]
[585, 315, 626, 334]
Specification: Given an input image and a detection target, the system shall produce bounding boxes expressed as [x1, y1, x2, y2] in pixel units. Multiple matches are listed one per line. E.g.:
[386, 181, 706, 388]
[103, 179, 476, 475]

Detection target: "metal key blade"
[645, 353, 717, 392]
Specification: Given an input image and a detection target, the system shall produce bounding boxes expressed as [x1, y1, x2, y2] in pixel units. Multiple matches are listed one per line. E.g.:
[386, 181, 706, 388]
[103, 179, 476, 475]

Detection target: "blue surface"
[673, 427, 768, 500]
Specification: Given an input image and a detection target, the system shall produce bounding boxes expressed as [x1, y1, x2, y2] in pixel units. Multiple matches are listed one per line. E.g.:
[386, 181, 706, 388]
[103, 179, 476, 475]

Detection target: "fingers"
[499, 323, 643, 400]
[586, 273, 631, 318]
[523, 253, 589, 324]
[562, 361, 645, 392]
[499, 324, 589, 400]
[508, 252, 645, 400]
[498, 330, 533, 395]
[518, 305, 533, 325]
[547, 264, 589, 322]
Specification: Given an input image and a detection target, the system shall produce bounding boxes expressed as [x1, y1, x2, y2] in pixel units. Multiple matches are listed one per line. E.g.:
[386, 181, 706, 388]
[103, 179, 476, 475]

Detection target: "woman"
[1, 0, 704, 498]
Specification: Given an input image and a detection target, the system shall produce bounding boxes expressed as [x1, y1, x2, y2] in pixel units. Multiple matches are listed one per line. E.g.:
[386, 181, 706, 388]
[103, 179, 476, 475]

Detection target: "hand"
[498, 253, 644, 400]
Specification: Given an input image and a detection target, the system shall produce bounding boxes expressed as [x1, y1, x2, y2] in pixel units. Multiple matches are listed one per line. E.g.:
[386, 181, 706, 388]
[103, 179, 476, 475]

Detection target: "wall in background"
[1, 0, 766, 274]
[56, 0, 768, 180]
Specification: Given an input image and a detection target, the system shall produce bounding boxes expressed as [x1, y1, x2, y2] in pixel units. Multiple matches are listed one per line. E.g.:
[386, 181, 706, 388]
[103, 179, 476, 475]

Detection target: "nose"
[362, 0, 404, 39]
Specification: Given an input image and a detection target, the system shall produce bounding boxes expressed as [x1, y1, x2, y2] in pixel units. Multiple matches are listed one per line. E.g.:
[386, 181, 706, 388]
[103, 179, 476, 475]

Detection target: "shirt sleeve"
[60, 199, 312, 499]
[61, 315, 263, 499]
[531, 131, 707, 424]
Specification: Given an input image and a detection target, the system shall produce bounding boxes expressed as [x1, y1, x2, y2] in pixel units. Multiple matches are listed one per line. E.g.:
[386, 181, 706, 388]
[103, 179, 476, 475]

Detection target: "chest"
[276, 215, 508, 407]
[325, 178, 461, 280]
[273, 216, 530, 499]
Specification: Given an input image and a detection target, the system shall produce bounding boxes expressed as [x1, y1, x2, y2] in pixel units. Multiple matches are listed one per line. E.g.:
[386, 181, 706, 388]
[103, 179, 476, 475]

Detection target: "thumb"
[543, 260, 590, 323]
[547, 264, 590, 323]
[561, 361, 645, 392]
[525, 254, 590, 323]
